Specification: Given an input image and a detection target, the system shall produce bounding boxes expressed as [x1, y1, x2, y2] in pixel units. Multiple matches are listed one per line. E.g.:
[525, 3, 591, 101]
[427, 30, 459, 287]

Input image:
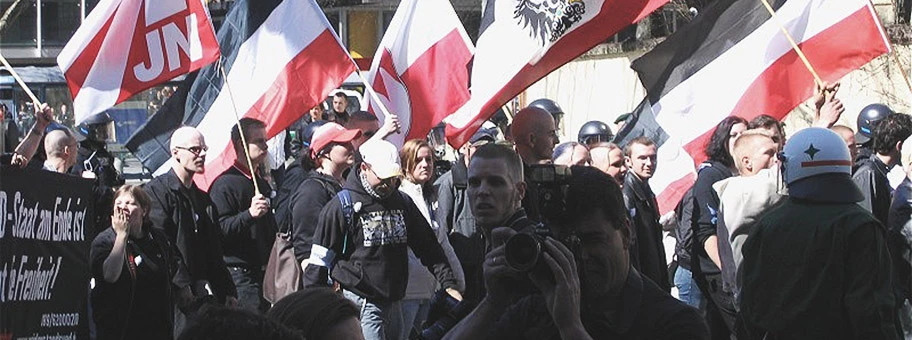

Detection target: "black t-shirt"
[489, 268, 708, 340]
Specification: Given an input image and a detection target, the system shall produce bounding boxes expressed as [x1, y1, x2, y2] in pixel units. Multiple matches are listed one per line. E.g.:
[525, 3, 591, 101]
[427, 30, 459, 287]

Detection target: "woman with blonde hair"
[398, 139, 465, 339]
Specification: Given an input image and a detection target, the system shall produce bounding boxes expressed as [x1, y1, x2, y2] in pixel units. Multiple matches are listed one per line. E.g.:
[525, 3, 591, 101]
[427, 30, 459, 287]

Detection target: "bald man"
[42, 129, 79, 173]
[832, 125, 858, 163]
[511, 107, 558, 165]
[589, 142, 627, 185]
[510, 107, 558, 223]
[143, 126, 238, 337]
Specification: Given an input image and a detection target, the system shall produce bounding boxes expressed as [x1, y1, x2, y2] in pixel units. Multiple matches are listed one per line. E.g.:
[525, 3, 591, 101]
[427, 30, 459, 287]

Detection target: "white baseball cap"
[359, 139, 401, 179]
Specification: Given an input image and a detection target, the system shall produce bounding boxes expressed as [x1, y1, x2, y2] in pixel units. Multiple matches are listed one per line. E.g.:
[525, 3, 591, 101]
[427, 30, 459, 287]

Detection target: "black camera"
[504, 164, 577, 272]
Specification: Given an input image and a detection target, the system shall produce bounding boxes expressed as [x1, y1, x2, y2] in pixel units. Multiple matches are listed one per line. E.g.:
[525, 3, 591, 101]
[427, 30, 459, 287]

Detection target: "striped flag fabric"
[58, 0, 219, 125]
[364, 0, 474, 147]
[615, 0, 891, 214]
[126, 0, 356, 190]
[442, 0, 671, 147]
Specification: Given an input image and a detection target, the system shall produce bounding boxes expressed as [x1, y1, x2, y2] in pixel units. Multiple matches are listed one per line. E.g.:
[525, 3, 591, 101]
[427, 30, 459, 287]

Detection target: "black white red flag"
[126, 0, 355, 190]
[58, 0, 219, 124]
[616, 0, 890, 214]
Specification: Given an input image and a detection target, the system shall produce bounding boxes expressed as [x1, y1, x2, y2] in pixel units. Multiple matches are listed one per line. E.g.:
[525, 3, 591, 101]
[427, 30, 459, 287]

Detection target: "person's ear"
[896, 140, 904, 153]
[741, 156, 751, 172]
[625, 155, 632, 168]
[515, 181, 527, 203]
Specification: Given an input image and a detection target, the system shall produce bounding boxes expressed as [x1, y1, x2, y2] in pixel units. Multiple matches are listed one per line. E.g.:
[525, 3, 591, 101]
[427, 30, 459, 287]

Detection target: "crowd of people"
[2, 82, 912, 340]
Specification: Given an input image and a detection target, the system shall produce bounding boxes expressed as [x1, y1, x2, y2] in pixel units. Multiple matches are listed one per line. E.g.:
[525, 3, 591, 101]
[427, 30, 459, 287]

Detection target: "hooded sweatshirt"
[302, 167, 457, 302]
[713, 168, 784, 300]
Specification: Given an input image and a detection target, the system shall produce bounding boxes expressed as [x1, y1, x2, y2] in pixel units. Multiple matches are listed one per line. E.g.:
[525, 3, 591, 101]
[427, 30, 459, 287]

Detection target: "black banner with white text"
[0, 166, 95, 340]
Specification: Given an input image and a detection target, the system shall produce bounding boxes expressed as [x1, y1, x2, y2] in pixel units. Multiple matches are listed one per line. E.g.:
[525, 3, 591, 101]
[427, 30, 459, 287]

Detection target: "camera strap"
[338, 190, 356, 258]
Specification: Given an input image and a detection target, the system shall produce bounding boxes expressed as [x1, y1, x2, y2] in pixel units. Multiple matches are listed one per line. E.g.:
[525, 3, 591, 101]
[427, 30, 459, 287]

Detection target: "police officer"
[73, 112, 124, 187]
[855, 103, 894, 169]
[578, 120, 613, 147]
[740, 127, 897, 339]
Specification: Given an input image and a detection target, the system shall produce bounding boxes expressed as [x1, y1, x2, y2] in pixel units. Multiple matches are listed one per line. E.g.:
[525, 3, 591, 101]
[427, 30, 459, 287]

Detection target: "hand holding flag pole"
[351, 62, 402, 136]
[217, 59, 261, 196]
[759, 0, 825, 88]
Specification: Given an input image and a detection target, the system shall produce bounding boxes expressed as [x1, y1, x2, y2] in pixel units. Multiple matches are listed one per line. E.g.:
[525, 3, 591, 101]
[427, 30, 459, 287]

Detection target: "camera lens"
[505, 233, 542, 272]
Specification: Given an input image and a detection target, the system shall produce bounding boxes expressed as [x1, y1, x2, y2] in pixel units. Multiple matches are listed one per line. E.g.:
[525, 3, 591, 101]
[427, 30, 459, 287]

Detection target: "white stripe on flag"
[153, 0, 333, 176]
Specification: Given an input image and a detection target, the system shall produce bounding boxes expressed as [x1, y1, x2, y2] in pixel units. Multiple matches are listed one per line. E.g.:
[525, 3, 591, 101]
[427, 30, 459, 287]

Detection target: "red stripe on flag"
[664, 6, 887, 213]
[657, 173, 697, 214]
[445, 0, 669, 146]
[194, 30, 356, 190]
[400, 29, 472, 141]
[65, 10, 119, 99]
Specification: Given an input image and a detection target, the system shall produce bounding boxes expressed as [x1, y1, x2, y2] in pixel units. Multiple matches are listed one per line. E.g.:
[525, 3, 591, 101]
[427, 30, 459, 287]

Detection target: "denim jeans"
[229, 266, 268, 313]
[674, 266, 705, 312]
[343, 290, 403, 340]
[400, 298, 431, 339]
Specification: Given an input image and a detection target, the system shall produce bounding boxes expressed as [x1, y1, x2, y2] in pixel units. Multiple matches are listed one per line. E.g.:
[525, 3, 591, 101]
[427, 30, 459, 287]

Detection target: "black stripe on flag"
[613, 98, 670, 149]
[631, 0, 786, 103]
[125, 0, 281, 173]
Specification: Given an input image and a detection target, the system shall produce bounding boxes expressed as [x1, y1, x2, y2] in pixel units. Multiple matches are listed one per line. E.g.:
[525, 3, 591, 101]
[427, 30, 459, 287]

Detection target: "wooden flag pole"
[759, 0, 824, 88]
[0, 52, 42, 108]
[217, 60, 261, 196]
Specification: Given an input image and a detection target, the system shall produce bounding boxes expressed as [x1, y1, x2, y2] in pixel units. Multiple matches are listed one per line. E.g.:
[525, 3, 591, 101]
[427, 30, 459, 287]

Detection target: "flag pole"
[350, 61, 397, 128]
[217, 59, 261, 196]
[0, 53, 42, 108]
[759, 0, 824, 88]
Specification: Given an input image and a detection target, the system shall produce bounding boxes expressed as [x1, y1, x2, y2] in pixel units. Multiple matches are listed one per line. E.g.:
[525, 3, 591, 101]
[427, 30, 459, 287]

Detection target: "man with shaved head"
[713, 130, 783, 306]
[42, 129, 79, 173]
[510, 107, 559, 223]
[589, 142, 627, 185]
[832, 125, 858, 163]
[144, 126, 238, 337]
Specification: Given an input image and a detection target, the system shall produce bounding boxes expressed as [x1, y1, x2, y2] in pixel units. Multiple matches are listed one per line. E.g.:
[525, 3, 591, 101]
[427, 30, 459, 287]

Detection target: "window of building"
[0, 1, 38, 47]
[41, 0, 82, 45]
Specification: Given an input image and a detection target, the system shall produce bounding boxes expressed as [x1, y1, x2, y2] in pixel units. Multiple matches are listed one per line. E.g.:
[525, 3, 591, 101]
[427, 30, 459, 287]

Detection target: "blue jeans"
[674, 266, 705, 312]
[400, 298, 431, 339]
[343, 290, 403, 340]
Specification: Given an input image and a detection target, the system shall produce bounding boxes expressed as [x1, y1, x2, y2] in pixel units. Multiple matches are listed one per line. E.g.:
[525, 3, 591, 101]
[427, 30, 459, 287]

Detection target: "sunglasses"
[176, 145, 208, 155]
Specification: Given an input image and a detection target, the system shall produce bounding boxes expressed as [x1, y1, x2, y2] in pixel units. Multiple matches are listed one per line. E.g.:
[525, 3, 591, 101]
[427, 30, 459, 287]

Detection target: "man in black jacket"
[435, 127, 496, 303]
[144, 126, 238, 336]
[209, 118, 278, 313]
[855, 113, 912, 225]
[303, 139, 460, 340]
[511, 107, 558, 223]
[622, 136, 670, 292]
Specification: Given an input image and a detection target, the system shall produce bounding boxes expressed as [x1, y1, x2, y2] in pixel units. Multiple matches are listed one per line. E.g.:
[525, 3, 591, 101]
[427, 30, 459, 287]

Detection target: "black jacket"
[888, 177, 912, 303]
[291, 171, 343, 262]
[435, 156, 484, 266]
[90, 225, 177, 340]
[274, 161, 309, 231]
[623, 172, 670, 292]
[691, 160, 733, 277]
[210, 166, 278, 269]
[302, 167, 457, 302]
[144, 170, 236, 298]
[853, 154, 892, 225]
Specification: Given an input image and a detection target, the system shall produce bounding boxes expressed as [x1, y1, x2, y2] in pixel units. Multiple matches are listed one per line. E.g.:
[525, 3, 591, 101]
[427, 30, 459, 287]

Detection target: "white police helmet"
[780, 127, 863, 202]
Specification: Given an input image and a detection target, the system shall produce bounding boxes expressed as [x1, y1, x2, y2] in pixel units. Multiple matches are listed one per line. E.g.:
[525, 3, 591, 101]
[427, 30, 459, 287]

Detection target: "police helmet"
[529, 98, 564, 125]
[76, 112, 115, 142]
[780, 127, 863, 203]
[856, 103, 894, 145]
[577, 120, 613, 145]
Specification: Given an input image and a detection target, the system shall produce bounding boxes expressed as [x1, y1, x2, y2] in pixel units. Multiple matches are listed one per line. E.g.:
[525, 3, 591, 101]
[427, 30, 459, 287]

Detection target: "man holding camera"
[444, 146, 707, 339]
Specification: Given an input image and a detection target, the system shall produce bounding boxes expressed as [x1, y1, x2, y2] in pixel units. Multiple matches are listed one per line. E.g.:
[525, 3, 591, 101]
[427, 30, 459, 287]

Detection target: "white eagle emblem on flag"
[513, 0, 587, 44]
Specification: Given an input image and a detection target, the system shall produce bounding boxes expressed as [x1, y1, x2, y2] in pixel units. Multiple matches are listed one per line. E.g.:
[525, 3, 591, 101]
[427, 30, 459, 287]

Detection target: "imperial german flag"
[443, 0, 671, 147]
[615, 0, 890, 214]
[126, 0, 355, 190]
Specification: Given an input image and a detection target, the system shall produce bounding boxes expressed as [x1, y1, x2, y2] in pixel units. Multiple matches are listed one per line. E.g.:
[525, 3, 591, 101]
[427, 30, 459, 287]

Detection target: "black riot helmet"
[856, 103, 894, 145]
[578, 120, 613, 146]
[76, 112, 115, 142]
[529, 98, 564, 128]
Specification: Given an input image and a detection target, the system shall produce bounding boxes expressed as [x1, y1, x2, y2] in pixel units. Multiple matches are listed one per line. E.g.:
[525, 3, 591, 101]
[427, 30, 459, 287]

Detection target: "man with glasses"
[303, 138, 460, 340]
[209, 118, 278, 312]
[144, 126, 238, 336]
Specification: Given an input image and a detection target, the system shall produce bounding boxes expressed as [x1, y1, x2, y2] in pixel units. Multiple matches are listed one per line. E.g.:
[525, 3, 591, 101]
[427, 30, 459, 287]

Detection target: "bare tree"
[0, 0, 30, 37]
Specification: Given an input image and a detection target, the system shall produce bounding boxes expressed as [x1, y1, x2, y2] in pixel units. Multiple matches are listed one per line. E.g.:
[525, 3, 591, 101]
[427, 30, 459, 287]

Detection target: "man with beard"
[443, 166, 707, 339]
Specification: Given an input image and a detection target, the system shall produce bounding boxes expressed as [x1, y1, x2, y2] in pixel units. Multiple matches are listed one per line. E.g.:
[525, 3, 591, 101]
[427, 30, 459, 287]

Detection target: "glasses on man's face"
[176, 145, 208, 155]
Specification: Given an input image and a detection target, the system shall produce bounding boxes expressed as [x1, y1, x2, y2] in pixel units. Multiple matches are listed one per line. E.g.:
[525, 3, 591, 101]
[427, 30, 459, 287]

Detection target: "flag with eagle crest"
[443, 0, 670, 146]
